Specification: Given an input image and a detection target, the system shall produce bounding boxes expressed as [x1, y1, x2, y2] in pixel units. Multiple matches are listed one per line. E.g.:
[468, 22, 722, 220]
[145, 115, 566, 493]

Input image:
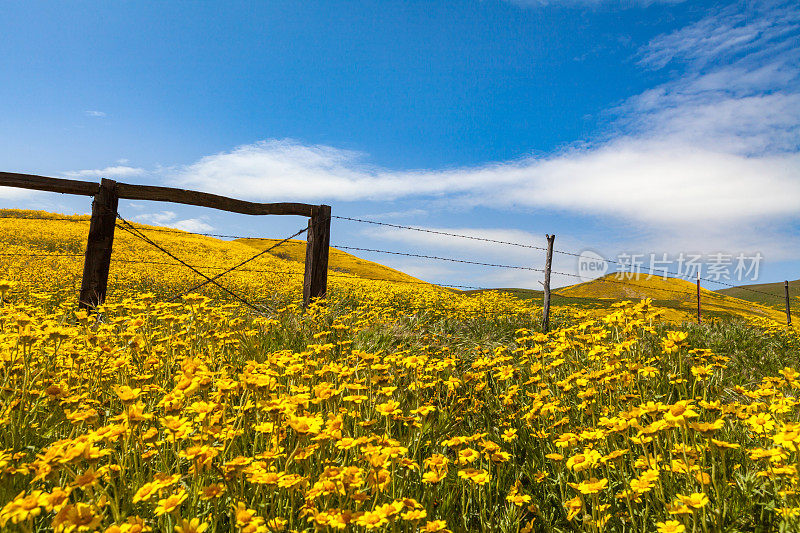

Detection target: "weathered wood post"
[79, 179, 118, 309]
[303, 204, 331, 308]
[786, 280, 793, 327]
[542, 234, 555, 333]
[696, 272, 702, 325]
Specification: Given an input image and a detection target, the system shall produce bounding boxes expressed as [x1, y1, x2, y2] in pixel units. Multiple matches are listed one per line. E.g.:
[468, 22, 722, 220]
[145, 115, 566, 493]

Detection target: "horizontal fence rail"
[0, 172, 318, 217]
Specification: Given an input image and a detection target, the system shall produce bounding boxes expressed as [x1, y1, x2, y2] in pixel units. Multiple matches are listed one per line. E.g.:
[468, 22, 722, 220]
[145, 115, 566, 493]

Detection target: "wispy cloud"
[133, 211, 213, 233]
[171, 138, 800, 226]
[64, 165, 146, 179]
[85, 110, 107, 118]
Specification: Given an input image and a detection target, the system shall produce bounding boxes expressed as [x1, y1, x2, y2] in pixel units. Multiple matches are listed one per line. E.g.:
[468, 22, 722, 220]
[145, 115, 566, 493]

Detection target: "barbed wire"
[331, 244, 770, 304]
[332, 215, 785, 301]
[333, 215, 551, 252]
[1, 245, 789, 320]
[113, 213, 271, 313]
[166, 227, 308, 302]
[0, 243, 777, 305]
[0, 211, 789, 306]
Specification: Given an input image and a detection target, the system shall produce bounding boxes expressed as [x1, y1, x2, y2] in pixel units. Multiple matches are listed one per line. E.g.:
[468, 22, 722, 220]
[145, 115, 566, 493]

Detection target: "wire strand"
[333, 215, 783, 300]
[167, 226, 308, 301]
[113, 214, 268, 312]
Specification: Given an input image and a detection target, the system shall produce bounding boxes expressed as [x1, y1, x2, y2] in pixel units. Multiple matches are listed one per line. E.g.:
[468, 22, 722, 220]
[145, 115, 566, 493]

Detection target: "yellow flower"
[568, 477, 608, 495]
[747, 413, 776, 434]
[664, 401, 699, 426]
[458, 447, 480, 464]
[675, 493, 709, 510]
[457, 468, 490, 485]
[566, 449, 601, 472]
[354, 511, 388, 529]
[422, 470, 446, 483]
[421, 520, 450, 532]
[114, 385, 141, 403]
[376, 400, 402, 417]
[175, 518, 210, 533]
[266, 517, 287, 531]
[133, 483, 158, 503]
[401, 509, 427, 521]
[52, 503, 102, 532]
[501, 428, 518, 442]
[287, 415, 323, 435]
[155, 489, 188, 516]
[657, 520, 686, 533]
[564, 496, 582, 521]
[0, 491, 44, 526]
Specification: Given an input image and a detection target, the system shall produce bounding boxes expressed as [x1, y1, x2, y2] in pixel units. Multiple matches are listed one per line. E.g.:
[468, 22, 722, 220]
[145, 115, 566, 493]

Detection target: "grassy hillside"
[0, 209, 791, 326]
[237, 238, 427, 285]
[717, 278, 799, 316]
[1, 209, 800, 532]
[555, 273, 790, 323]
[468, 274, 791, 323]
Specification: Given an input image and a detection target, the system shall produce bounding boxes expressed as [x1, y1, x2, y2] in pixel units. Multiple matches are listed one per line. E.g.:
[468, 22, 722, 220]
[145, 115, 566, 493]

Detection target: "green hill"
[716, 279, 799, 317]
[470, 274, 793, 324]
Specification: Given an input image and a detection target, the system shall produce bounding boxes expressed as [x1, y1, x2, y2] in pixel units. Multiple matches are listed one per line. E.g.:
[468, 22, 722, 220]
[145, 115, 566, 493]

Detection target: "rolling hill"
[0, 209, 792, 325]
[237, 238, 428, 285]
[717, 279, 799, 317]
[470, 274, 793, 324]
[558, 274, 793, 323]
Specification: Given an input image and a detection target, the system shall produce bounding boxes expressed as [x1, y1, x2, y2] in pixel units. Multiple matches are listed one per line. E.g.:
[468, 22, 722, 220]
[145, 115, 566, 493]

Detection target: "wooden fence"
[0, 172, 331, 309]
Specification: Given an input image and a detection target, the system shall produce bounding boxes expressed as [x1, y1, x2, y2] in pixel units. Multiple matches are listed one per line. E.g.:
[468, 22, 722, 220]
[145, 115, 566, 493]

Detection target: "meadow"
[1, 211, 799, 533]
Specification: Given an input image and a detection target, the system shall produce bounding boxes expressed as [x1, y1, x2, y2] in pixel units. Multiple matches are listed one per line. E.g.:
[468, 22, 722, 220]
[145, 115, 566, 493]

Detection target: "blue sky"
[1, 0, 798, 291]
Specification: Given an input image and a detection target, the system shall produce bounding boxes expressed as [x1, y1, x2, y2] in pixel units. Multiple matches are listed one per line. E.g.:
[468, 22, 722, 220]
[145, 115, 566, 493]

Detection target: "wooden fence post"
[303, 205, 331, 308]
[696, 272, 701, 325]
[786, 280, 793, 327]
[542, 234, 555, 333]
[79, 179, 118, 309]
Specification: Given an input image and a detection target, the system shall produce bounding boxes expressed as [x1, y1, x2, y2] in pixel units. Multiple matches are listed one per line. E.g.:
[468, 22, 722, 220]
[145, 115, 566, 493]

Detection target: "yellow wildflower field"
[0, 211, 799, 532]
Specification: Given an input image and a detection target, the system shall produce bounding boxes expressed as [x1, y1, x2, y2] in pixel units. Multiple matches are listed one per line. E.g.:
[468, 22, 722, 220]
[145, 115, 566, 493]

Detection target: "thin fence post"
[542, 234, 555, 332]
[786, 280, 793, 327]
[79, 179, 118, 309]
[303, 204, 331, 308]
[696, 272, 701, 325]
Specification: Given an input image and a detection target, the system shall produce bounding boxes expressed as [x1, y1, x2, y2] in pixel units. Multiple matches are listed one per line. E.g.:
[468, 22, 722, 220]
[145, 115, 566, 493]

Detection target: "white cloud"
[637, 1, 799, 71]
[64, 165, 145, 179]
[360, 208, 429, 219]
[0, 187, 42, 201]
[85, 110, 107, 117]
[134, 211, 178, 225]
[133, 211, 214, 233]
[172, 137, 800, 226]
[172, 218, 214, 233]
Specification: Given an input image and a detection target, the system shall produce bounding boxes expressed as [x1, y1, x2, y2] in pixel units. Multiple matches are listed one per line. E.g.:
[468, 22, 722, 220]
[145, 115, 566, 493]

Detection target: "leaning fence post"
[785, 280, 793, 327]
[79, 178, 119, 309]
[542, 234, 555, 333]
[303, 204, 331, 308]
[696, 272, 701, 325]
